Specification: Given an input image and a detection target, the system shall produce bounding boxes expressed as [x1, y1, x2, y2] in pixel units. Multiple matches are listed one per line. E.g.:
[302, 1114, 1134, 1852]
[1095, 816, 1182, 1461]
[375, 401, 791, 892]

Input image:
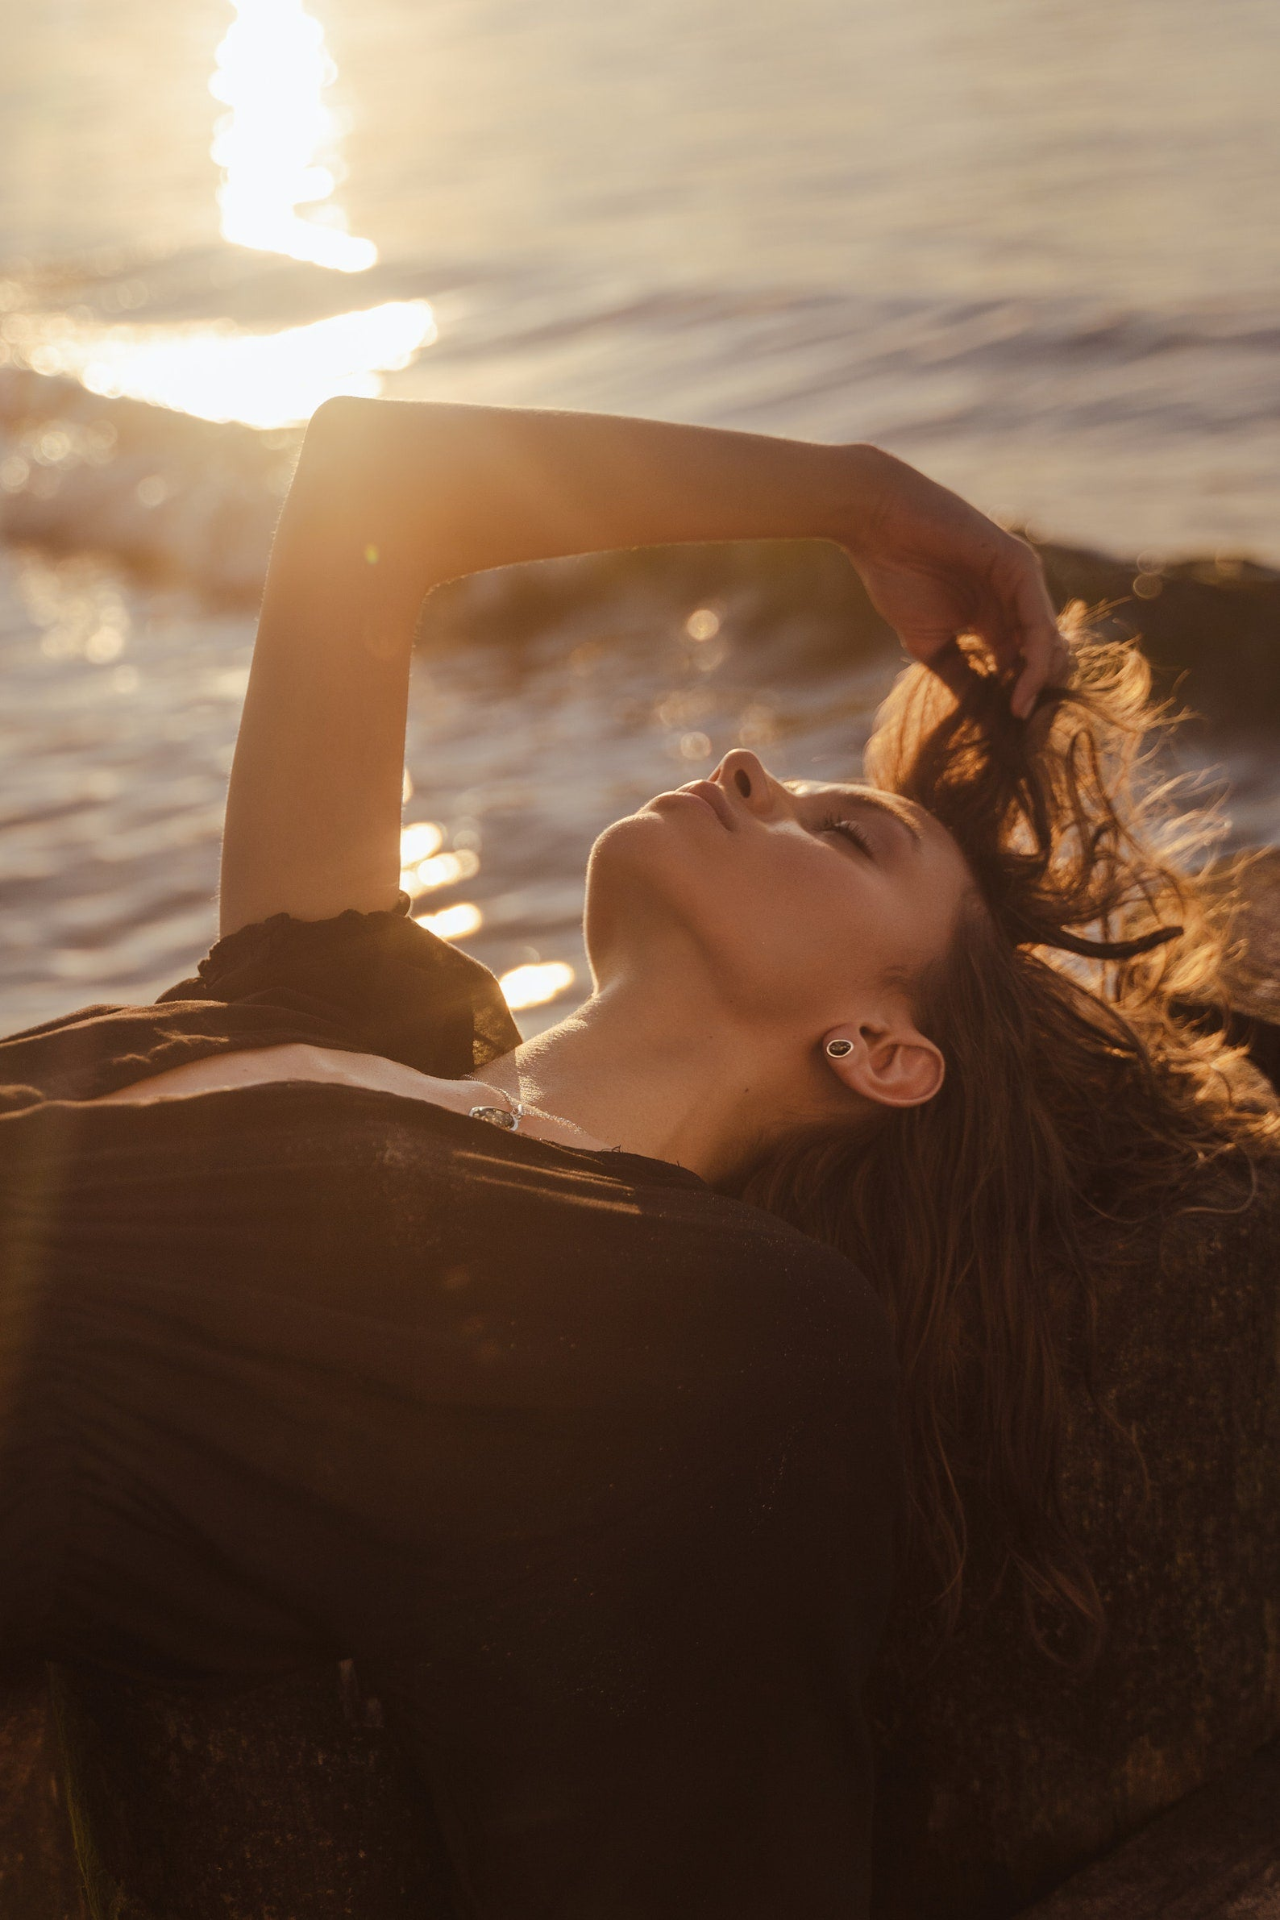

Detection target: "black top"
[0, 896, 902, 1918]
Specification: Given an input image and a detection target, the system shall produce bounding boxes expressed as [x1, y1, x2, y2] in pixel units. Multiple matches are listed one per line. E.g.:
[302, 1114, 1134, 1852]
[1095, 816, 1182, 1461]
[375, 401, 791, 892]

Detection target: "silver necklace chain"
[465, 1081, 599, 1144]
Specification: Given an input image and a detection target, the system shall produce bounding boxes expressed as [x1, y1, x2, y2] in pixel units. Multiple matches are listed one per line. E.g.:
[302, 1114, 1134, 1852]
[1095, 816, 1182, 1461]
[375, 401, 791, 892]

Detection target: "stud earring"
[825, 1038, 854, 1058]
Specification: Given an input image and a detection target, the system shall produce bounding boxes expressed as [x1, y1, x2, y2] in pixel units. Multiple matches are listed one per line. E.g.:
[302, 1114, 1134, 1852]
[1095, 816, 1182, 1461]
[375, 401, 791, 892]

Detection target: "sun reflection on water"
[10, 301, 435, 429]
[0, 2, 440, 428]
[400, 821, 445, 865]
[414, 902, 484, 942]
[210, 0, 377, 273]
[399, 845, 481, 898]
[499, 962, 576, 1012]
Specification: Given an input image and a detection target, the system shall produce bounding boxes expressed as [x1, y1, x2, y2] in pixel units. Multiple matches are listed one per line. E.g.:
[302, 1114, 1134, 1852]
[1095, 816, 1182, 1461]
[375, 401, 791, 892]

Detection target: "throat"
[472, 991, 764, 1182]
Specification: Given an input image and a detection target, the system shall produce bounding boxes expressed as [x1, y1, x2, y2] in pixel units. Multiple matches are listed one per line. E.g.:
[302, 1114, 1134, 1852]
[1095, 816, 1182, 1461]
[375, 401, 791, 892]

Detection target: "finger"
[971, 570, 1039, 682]
[1012, 618, 1071, 717]
[1008, 568, 1065, 719]
[975, 606, 1022, 682]
[925, 636, 973, 702]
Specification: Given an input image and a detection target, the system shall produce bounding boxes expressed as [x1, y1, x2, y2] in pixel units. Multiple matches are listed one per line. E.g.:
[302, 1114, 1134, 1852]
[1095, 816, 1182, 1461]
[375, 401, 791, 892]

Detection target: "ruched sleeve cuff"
[156, 893, 521, 1078]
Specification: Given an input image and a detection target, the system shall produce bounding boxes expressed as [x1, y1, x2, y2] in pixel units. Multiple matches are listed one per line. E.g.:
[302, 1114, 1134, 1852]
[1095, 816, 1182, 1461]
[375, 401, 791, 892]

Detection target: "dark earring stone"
[825, 1038, 853, 1058]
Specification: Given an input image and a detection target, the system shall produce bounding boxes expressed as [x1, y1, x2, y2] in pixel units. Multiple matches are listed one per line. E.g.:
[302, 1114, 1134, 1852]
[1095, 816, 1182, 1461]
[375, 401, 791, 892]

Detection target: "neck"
[475, 975, 786, 1183]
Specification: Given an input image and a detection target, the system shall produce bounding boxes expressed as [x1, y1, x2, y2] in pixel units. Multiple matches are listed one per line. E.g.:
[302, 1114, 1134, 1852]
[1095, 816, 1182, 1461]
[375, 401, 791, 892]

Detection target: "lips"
[676, 779, 733, 830]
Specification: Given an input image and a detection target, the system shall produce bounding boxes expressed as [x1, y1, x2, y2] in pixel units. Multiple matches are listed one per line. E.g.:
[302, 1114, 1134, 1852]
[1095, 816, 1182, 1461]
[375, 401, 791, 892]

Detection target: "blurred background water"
[1, 0, 1277, 1032]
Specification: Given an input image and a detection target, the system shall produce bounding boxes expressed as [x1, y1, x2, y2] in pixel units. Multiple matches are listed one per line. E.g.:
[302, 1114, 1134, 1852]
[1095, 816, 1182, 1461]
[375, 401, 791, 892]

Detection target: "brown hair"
[740, 607, 1279, 1666]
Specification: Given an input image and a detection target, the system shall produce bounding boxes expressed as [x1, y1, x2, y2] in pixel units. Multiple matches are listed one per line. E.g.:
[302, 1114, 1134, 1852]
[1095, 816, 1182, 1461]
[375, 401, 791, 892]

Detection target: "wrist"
[825, 442, 895, 554]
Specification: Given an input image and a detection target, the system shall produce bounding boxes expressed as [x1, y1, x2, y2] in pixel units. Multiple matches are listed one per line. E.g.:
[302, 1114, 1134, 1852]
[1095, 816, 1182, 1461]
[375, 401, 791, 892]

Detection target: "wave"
[0, 363, 289, 600]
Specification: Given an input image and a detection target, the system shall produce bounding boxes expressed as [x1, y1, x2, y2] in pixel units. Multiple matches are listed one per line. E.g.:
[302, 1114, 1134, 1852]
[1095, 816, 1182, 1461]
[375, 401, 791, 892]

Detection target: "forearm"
[297, 396, 882, 600]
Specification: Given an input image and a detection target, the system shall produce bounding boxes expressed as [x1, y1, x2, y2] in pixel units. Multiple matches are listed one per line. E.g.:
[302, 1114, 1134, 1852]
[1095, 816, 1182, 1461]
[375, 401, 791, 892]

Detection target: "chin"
[583, 807, 715, 967]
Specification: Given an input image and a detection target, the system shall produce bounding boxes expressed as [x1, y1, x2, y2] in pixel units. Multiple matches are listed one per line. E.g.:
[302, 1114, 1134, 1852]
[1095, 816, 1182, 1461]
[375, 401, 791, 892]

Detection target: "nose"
[713, 749, 787, 817]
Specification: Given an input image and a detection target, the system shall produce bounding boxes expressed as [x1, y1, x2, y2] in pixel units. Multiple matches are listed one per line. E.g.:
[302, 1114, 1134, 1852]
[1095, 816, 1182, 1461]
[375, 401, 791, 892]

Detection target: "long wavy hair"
[739, 605, 1280, 1666]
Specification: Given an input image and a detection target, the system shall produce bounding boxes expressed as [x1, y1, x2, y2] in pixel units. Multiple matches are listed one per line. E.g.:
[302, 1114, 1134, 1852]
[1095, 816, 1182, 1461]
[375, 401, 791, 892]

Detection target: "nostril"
[734, 769, 752, 799]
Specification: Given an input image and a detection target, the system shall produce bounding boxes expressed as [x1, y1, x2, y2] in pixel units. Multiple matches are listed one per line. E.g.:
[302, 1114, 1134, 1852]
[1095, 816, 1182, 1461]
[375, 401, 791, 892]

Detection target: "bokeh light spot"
[685, 607, 721, 642]
[414, 902, 483, 941]
[399, 820, 445, 864]
[400, 847, 481, 897]
[499, 961, 576, 1011]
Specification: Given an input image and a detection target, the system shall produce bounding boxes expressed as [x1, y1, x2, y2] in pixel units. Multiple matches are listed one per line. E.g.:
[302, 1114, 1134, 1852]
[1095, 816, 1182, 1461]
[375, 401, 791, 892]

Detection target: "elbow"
[291, 396, 461, 558]
[303, 394, 382, 465]
[293, 395, 387, 505]
[307, 393, 379, 440]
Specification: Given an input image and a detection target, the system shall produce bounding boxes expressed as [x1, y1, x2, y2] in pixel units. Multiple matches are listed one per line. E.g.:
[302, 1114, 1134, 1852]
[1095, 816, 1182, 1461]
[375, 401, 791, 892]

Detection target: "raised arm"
[219, 398, 1061, 936]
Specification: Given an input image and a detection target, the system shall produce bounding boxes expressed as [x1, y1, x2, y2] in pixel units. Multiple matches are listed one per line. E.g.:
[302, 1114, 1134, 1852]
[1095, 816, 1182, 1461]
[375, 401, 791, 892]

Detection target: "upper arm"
[217, 398, 428, 939]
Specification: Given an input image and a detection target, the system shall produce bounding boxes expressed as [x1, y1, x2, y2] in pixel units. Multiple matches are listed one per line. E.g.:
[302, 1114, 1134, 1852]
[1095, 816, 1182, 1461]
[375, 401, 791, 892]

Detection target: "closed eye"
[820, 811, 873, 857]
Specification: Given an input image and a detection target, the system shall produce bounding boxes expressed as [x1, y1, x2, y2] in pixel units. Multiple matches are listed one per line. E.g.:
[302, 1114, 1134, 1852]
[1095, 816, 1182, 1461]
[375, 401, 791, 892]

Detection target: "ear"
[822, 1019, 945, 1109]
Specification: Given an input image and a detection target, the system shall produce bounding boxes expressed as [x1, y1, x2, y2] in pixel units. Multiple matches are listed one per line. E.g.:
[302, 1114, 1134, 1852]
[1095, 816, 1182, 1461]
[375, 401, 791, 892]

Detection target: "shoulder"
[159, 896, 521, 1079]
[647, 1174, 897, 1386]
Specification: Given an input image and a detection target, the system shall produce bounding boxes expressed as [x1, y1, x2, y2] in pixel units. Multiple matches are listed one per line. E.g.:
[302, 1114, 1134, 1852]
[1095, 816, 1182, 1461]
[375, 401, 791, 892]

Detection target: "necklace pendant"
[468, 1103, 521, 1130]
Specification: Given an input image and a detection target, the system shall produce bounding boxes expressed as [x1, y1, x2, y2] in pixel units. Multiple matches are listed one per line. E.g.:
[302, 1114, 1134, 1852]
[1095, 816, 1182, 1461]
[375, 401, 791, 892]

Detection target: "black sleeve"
[157, 893, 521, 1078]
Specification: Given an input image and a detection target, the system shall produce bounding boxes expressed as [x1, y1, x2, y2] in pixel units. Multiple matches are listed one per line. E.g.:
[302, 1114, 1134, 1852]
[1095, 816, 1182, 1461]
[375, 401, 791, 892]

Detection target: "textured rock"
[1019, 1734, 1280, 1918]
[0, 1659, 87, 1920]
[43, 1660, 458, 1920]
[1205, 849, 1280, 1068]
[866, 1151, 1280, 1918]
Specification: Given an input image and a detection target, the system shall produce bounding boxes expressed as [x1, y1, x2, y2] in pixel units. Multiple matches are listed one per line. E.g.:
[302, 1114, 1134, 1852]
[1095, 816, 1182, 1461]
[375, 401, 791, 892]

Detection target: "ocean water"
[2, 0, 1277, 1031]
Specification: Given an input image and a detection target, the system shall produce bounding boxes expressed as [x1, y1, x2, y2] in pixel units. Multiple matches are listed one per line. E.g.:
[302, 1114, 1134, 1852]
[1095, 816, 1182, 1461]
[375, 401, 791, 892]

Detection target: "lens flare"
[210, 0, 377, 272]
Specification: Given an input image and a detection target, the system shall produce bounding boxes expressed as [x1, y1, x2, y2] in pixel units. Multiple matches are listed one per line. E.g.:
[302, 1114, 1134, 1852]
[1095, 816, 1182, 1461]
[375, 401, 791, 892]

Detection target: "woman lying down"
[1, 398, 1274, 1917]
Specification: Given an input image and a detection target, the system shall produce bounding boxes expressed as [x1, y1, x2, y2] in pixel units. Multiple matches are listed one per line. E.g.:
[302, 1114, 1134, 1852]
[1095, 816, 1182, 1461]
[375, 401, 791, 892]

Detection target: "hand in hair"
[838, 446, 1069, 721]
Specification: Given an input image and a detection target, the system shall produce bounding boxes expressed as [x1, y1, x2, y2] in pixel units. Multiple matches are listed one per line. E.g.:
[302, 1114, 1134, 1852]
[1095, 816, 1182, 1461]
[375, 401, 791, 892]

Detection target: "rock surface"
[867, 1149, 1280, 1918]
[0, 1660, 86, 1920]
[1019, 1734, 1280, 1918]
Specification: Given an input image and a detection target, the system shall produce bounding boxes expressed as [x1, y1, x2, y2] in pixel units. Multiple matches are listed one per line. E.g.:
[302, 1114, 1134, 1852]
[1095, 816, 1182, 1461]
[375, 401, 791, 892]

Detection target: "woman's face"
[585, 748, 974, 1044]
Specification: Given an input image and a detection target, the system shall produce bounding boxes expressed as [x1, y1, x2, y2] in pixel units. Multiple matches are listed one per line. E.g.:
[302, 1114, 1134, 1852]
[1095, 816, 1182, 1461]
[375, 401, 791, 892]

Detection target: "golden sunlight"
[15, 302, 435, 429]
[413, 902, 484, 941]
[400, 821, 445, 865]
[399, 847, 482, 897]
[0, 4, 441, 426]
[210, 0, 377, 273]
[498, 961, 576, 1012]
